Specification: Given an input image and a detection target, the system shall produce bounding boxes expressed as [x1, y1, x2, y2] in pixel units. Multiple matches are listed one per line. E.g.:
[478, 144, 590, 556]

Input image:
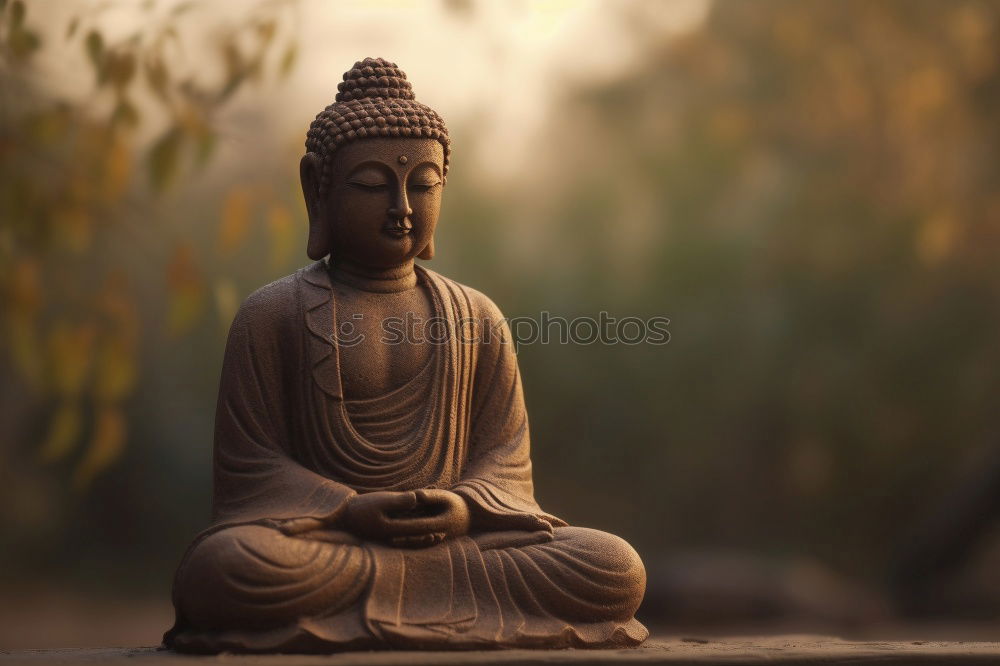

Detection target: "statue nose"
[387, 205, 413, 220]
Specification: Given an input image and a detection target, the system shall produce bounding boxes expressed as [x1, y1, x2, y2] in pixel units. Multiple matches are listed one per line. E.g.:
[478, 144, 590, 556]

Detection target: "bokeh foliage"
[0, 0, 299, 490]
[1, 0, 999, 614]
[496, 0, 1000, 581]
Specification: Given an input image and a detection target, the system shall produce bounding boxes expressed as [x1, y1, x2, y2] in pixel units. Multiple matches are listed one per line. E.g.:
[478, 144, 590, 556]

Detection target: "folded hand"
[344, 489, 470, 547]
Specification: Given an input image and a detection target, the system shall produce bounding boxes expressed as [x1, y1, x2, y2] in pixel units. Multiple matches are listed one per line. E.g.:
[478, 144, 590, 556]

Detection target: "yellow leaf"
[214, 278, 239, 332]
[148, 126, 183, 191]
[279, 43, 298, 79]
[167, 242, 199, 289]
[47, 321, 97, 397]
[73, 406, 126, 490]
[39, 401, 83, 463]
[167, 244, 205, 337]
[144, 55, 169, 100]
[8, 317, 43, 391]
[218, 188, 253, 256]
[102, 135, 132, 201]
[108, 50, 136, 91]
[168, 286, 205, 337]
[99, 271, 138, 342]
[267, 203, 295, 269]
[93, 337, 136, 403]
[10, 1, 25, 29]
[8, 257, 41, 317]
[85, 30, 103, 72]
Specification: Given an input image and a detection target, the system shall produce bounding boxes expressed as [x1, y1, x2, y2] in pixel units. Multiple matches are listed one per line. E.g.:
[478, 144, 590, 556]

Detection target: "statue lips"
[382, 219, 413, 238]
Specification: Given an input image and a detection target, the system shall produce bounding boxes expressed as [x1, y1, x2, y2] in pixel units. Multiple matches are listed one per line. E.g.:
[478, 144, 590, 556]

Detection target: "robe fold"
[164, 261, 647, 653]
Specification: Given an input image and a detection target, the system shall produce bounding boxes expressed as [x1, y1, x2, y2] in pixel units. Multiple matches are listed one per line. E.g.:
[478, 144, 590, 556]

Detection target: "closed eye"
[347, 180, 387, 191]
[408, 182, 440, 193]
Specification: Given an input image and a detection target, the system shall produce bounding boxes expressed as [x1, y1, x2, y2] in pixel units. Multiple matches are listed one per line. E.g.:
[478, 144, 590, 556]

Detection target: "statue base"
[4, 636, 1000, 665]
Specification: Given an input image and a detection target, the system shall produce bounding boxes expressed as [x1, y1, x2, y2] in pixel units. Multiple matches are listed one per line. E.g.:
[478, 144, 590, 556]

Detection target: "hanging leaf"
[8, 257, 41, 316]
[39, 401, 83, 463]
[218, 187, 253, 256]
[8, 317, 43, 392]
[148, 126, 183, 191]
[108, 50, 136, 90]
[194, 126, 216, 167]
[5, 259, 43, 390]
[98, 270, 139, 340]
[72, 406, 126, 490]
[144, 55, 169, 101]
[47, 321, 97, 398]
[85, 30, 104, 77]
[102, 134, 132, 200]
[168, 286, 205, 337]
[214, 278, 239, 331]
[279, 43, 297, 79]
[255, 19, 276, 45]
[9, 0, 24, 28]
[93, 337, 136, 403]
[166, 242, 205, 337]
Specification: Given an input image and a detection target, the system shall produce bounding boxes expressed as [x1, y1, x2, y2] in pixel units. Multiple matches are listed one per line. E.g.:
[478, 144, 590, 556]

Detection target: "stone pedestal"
[4, 636, 1000, 665]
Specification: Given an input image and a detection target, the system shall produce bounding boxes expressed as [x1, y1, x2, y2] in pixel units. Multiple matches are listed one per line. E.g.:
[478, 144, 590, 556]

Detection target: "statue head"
[300, 58, 451, 267]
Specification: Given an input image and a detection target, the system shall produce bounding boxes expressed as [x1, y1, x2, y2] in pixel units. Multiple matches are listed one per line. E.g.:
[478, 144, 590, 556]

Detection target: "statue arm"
[450, 293, 566, 533]
[210, 282, 356, 528]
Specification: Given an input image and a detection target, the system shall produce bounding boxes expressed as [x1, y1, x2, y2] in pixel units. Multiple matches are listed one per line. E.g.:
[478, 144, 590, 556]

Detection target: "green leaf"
[279, 43, 297, 79]
[10, 0, 24, 29]
[194, 129, 216, 167]
[218, 71, 245, 103]
[8, 27, 40, 60]
[148, 126, 183, 191]
[39, 401, 83, 463]
[72, 406, 126, 490]
[108, 50, 136, 90]
[85, 30, 104, 73]
[144, 56, 169, 100]
[166, 243, 205, 337]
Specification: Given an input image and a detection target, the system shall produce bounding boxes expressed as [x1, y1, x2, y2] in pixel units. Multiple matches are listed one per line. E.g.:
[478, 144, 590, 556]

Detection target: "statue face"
[306, 137, 445, 267]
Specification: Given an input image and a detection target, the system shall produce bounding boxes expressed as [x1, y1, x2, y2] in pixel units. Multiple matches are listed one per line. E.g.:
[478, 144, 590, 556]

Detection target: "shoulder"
[231, 266, 311, 331]
[418, 266, 508, 322]
[419, 267, 516, 350]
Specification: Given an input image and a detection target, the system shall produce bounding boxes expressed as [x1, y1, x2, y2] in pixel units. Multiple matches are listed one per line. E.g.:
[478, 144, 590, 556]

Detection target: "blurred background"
[3, 0, 1000, 649]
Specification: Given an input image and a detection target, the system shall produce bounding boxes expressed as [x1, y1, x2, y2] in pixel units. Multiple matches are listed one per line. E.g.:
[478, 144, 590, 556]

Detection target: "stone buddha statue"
[164, 58, 647, 653]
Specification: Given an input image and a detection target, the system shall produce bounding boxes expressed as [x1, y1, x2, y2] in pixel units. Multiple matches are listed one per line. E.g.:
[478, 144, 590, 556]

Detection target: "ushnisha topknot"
[305, 57, 451, 192]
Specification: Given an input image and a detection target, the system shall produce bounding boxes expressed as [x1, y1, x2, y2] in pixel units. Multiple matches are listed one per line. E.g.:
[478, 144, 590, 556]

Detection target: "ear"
[417, 236, 434, 260]
[301, 152, 332, 260]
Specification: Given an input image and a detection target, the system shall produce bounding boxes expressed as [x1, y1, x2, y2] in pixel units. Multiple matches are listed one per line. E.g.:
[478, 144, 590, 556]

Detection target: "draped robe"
[163, 261, 647, 653]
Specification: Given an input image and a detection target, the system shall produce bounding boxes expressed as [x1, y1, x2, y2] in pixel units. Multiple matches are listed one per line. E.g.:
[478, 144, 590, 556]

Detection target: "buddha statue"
[163, 58, 647, 653]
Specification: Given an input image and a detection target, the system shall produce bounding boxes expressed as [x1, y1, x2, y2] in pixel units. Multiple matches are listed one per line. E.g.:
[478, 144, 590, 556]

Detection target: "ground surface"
[4, 636, 1000, 665]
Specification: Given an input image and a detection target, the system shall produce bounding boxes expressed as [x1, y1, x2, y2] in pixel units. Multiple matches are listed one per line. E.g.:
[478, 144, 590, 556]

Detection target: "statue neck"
[327, 257, 418, 293]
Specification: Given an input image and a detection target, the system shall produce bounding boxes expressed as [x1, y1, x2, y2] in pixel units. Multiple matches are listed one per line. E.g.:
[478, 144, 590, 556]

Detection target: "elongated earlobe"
[417, 237, 434, 260]
[301, 153, 333, 260]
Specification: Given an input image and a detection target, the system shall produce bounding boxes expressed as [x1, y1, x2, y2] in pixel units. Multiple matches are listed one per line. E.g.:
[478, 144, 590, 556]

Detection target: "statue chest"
[332, 284, 436, 402]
